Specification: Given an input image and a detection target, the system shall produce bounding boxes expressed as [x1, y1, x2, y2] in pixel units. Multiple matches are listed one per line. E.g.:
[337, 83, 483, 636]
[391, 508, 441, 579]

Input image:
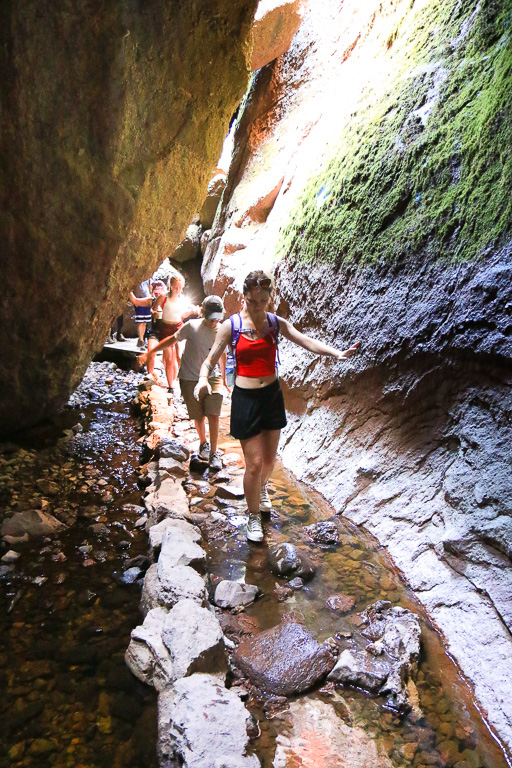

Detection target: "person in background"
[105, 314, 125, 344]
[132, 279, 153, 349]
[151, 271, 199, 392]
[138, 295, 229, 470]
[130, 280, 168, 384]
[195, 270, 361, 543]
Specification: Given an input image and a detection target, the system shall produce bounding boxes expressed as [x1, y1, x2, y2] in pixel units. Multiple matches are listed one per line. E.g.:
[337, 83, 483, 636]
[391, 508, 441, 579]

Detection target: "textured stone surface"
[214, 580, 258, 609]
[251, 0, 306, 71]
[157, 527, 206, 575]
[202, 0, 512, 750]
[233, 620, 335, 695]
[140, 563, 207, 616]
[268, 542, 316, 580]
[273, 698, 393, 768]
[158, 674, 259, 768]
[162, 599, 226, 679]
[0, 0, 258, 434]
[125, 608, 174, 691]
[148, 517, 201, 561]
[1, 511, 65, 538]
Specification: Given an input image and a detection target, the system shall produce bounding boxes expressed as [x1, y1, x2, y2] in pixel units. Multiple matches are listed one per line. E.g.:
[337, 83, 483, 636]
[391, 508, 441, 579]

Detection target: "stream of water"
[1, 362, 509, 768]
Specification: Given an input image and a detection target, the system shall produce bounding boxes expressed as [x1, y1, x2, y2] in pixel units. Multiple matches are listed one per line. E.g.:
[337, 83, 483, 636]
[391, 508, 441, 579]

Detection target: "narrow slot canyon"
[1, 1, 512, 767]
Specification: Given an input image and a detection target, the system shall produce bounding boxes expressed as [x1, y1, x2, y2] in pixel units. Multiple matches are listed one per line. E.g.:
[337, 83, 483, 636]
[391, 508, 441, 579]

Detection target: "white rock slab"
[214, 580, 258, 609]
[141, 563, 207, 616]
[125, 607, 174, 691]
[162, 599, 226, 679]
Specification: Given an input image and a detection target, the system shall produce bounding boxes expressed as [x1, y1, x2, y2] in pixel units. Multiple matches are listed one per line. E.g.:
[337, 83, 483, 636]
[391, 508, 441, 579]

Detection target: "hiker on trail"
[131, 271, 198, 391]
[132, 279, 153, 349]
[195, 270, 361, 543]
[130, 280, 168, 384]
[138, 295, 229, 470]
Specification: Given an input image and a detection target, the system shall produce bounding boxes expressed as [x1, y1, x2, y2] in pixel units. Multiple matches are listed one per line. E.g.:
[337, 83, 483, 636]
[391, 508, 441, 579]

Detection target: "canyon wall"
[203, 0, 512, 754]
[0, 0, 259, 434]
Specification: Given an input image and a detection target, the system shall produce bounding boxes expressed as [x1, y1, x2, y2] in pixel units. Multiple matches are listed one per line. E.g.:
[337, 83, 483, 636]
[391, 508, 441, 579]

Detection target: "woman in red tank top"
[196, 271, 360, 543]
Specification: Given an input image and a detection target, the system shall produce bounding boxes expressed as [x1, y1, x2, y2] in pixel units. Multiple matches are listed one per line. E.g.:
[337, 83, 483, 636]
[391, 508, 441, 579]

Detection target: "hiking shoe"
[247, 513, 264, 543]
[198, 441, 210, 461]
[116, 333, 126, 342]
[137, 338, 145, 348]
[209, 451, 222, 471]
[105, 335, 115, 344]
[260, 485, 272, 513]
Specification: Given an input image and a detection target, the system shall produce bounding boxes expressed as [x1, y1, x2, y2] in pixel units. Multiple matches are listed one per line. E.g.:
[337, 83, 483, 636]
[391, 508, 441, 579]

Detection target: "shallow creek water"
[198, 409, 511, 768]
[1, 364, 510, 768]
[0, 367, 157, 768]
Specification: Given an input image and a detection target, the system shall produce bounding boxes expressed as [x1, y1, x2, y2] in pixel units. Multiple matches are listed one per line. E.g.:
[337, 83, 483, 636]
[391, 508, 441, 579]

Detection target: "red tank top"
[236, 333, 277, 377]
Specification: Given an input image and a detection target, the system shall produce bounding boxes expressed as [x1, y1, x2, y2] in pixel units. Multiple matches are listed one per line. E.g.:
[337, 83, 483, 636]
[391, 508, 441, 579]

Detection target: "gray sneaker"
[247, 513, 264, 543]
[198, 441, 210, 461]
[209, 451, 222, 471]
[260, 485, 272, 512]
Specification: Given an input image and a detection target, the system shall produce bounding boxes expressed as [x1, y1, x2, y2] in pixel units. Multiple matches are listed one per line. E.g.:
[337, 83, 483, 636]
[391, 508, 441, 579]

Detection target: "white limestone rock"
[162, 599, 226, 679]
[125, 607, 174, 691]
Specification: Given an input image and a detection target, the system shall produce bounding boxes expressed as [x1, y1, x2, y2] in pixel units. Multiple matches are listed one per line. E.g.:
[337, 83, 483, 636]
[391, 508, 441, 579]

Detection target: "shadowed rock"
[268, 542, 316, 580]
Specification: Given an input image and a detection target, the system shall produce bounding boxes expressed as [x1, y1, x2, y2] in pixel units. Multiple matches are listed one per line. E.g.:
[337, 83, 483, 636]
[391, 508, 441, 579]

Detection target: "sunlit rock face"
[203, 0, 512, 753]
[0, 0, 258, 434]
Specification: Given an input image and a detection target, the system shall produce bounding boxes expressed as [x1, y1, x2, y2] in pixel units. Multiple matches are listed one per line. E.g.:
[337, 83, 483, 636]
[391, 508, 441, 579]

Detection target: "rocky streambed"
[0, 363, 158, 768]
[128, 377, 510, 768]
[1, 360, 509, 768]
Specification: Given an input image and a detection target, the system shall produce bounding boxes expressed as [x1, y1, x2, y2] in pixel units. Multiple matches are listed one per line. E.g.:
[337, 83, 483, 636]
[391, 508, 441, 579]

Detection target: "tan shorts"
[179, 378, 223, 421]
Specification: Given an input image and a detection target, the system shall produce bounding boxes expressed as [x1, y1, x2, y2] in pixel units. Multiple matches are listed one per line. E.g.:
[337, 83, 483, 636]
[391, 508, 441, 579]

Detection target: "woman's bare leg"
[240, 434, 264, 515]
[147, 338, 158, 378]
[163, 346, 179, 389]
[260, 429, 280, 488]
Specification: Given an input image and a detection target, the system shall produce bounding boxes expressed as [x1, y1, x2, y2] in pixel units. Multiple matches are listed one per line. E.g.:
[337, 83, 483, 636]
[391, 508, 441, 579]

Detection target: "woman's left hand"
[337, 341, 361, 360]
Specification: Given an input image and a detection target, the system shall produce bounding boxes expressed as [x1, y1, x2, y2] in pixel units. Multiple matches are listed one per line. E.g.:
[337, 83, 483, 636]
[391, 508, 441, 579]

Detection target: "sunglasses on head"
[244, 276, 272, 291]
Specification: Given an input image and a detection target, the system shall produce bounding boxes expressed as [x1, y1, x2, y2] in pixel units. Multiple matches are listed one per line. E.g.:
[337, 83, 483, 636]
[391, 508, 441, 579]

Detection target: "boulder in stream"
[141, 563, 207, 616]
[158, 437, 190, 462]
[1, 510, 65, 538]
[158, 673, 260, 768]
[214, 580, 258, 609]
[268, 542, 316, 581]
[161, 599, 226, 679]
[233, 619, 335, 696]
[329, 600, 421, 712]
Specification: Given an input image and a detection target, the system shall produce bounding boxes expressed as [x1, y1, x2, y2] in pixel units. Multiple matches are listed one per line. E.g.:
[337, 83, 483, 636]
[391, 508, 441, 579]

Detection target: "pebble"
[1, 549, 20, 563]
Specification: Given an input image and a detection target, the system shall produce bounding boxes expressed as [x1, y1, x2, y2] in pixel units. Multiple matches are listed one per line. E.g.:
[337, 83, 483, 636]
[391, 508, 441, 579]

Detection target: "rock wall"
[202, 0, 512, 755]
[0, 0, 259, 434]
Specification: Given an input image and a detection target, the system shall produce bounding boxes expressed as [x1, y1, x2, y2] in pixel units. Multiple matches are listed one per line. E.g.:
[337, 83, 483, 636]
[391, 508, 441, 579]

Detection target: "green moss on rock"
[278, 0, 512, 265]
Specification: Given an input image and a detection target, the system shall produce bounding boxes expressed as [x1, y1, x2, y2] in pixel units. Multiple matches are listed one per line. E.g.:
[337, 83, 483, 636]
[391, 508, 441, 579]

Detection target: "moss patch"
[277, 0, 512, 265]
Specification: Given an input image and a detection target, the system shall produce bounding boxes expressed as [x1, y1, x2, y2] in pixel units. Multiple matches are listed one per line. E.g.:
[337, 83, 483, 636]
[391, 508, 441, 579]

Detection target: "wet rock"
[125, 608, 174, 691]
[273, 583, 293, 602]
[218, 613, 260, 644]
[134, 515, 148, 528]
[268, 542, 316, 581]
[124, 554, 150, 571]
[122, 503, 145, 515]
[233, 620, 335, 696]
[215, 483, 245, 500]
[2, 533, 29, 546]
[161, 599, 226, 679]
[36, 479, 59, 496]
[28, 738, 57, 755]
[329, 647, 392, 691]
[198, 516, 239, 542]
[158, 674, 259, 768]
[304, 520, 342, 546]
[141, 563, 207, 616]
[113, 566, 143, 586]
[158, 458, 188, 480]
[89, 522, 109, 536]
[77, 589, 97, 606]
[288, 577, 304, 590]
[1, 510, 65, 537]
[1, 550, 20, 564]
[149, 518, 201, 562]
[273, 698, 393, 767]
[263, 695, 289, 718]
[214, 580, 258, 609]
[159, 438, 189, 462]
[157, 526, 206, 575]
[326, 594, 356, 613]
[329, 601, 421, 712]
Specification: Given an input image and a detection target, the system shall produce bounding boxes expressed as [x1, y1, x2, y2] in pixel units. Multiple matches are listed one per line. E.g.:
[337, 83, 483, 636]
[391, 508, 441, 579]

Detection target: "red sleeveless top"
[236, 333, 277, 377]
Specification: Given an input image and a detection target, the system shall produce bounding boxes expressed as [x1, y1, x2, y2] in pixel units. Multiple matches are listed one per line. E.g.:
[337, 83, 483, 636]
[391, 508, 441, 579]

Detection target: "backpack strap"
[266, 312, 281, 368]
[230, 313, 243, 373]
